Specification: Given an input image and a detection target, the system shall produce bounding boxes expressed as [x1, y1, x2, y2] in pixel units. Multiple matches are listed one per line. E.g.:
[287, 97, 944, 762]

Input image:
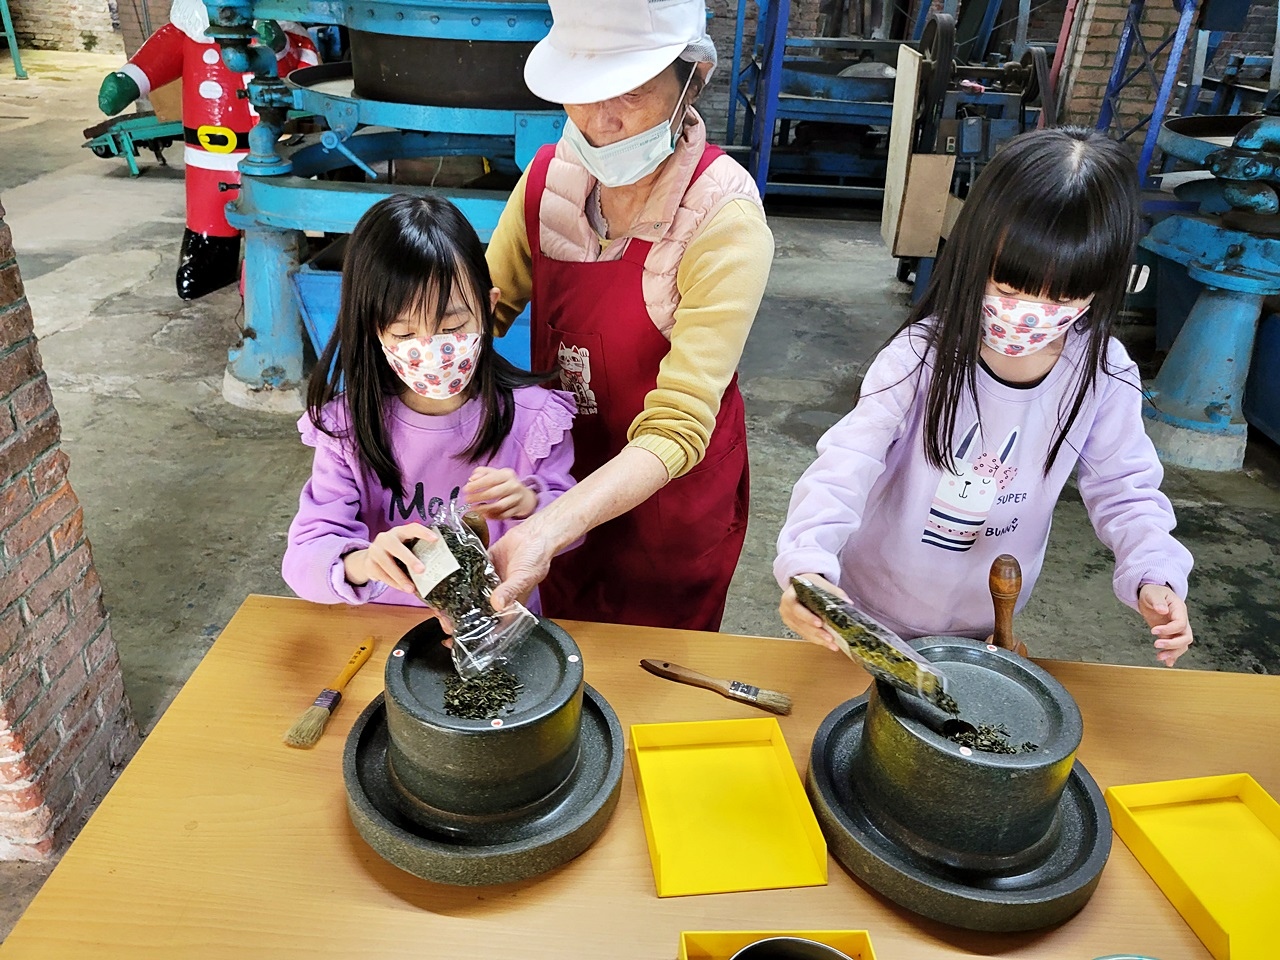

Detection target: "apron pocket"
[545, 326, 608, 420]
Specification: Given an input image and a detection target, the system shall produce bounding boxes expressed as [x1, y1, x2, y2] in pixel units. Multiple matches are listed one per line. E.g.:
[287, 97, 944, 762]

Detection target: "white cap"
[524, 0, 717, 105]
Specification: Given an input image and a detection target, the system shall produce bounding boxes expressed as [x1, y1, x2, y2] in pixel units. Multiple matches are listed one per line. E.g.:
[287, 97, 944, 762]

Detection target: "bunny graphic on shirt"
[922, 422, 1019, 552]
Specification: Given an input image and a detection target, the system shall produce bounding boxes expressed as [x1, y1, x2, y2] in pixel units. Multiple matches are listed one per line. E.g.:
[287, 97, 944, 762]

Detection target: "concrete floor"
[2, 49, 1279, 938]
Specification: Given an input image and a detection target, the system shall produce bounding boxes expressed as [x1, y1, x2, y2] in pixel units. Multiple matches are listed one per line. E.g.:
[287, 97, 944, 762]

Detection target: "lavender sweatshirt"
[775, 325, 1193, 640]
[283, 387, 576, 609]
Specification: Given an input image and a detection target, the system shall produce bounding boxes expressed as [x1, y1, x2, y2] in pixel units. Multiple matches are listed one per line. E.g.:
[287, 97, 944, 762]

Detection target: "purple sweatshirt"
[775, 325, 1193, 640]
[283, 387, 576, 609]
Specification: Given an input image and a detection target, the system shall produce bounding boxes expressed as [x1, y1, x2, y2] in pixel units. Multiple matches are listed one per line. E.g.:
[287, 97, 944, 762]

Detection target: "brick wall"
[1060, 0, 1194, 127]
[8, 0, 123, 54]
[0, 201, 139, 861]
[117, 0, 172, 58]
[1209, 0, 1277, 70]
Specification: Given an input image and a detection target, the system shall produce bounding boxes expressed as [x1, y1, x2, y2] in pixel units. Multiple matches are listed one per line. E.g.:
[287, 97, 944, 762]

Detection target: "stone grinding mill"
[200, 1, 564, 410]
[805, 559, 1112, 932]
[343, 617, 624, 884]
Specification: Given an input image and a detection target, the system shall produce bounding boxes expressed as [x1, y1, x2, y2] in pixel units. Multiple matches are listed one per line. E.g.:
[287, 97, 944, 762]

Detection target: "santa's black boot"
[176, 229, 241, 300]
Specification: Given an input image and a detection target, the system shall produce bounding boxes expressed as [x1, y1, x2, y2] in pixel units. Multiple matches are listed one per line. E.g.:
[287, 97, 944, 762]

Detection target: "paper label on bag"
[409, 535, 460, 598]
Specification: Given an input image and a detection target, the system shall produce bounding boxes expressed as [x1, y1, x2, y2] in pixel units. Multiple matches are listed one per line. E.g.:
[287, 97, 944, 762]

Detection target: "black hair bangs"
[990, 200, 1126, 305]
[345, 198, 490, 339]
[307, 193, 553, 497]
[900, 126, 1142, 477]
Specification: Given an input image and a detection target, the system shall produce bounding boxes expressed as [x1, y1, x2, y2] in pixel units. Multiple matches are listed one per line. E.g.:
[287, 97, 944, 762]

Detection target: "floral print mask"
[382, 333, 481, 399]
[980, 295, 1089, 357]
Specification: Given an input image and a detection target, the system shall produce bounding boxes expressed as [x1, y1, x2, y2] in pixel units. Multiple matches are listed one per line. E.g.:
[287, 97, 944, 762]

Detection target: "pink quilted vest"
[534, 110, 764, 337]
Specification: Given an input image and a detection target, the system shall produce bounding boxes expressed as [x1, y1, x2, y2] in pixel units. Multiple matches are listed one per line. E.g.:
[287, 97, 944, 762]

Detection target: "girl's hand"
[779, 573, 845, 653]
[464, 467, 538, 520]
[1138, 583, 1194, 667]
[344, 523, 437, 595]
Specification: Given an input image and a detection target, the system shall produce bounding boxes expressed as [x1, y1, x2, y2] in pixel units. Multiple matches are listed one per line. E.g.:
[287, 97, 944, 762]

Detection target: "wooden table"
[3, 595, 1276, 959]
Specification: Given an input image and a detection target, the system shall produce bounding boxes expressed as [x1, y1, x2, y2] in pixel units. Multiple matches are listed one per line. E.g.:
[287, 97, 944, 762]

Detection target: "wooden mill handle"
[462, 511, 490, 549]
[989, 554, 1028, 656]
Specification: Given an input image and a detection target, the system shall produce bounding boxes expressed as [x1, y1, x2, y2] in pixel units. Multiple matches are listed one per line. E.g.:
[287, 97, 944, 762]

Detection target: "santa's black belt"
[184, 125, 251, 153]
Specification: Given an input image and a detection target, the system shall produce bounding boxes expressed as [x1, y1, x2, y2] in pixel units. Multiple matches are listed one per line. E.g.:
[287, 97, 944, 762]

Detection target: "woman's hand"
[464, 467, 538, 520]
[779, 573, 845, 653]
[1138, 583, 1194, 667]
[343, 523, 437, 595]
[488, 514, 560, 611]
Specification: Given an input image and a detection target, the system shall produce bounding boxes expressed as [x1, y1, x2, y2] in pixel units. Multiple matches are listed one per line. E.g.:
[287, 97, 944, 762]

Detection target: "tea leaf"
[443, 667, 524, 720]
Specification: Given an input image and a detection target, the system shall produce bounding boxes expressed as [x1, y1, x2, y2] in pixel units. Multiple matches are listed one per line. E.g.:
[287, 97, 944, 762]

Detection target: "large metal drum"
[347, 1, 557, 110]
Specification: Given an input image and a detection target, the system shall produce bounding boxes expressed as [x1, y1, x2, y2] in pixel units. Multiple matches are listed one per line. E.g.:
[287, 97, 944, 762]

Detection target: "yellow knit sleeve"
[626, 199, 774, 478]
[486, 169, 534, 336]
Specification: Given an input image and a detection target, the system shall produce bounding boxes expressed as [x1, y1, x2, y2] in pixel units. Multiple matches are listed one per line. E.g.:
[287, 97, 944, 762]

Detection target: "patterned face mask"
[980, 294, 1090, 357]
[382, 333, 482, 400]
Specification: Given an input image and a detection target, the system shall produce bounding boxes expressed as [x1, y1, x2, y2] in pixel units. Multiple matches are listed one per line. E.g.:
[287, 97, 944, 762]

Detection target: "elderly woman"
[484, 0, 774, 630]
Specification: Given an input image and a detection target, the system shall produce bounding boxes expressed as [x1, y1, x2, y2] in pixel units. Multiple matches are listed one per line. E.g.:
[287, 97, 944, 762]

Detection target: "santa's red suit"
[111, 5, 318, 298]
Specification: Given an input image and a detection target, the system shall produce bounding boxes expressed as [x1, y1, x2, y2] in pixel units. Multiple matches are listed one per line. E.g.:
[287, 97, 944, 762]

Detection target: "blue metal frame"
[734, 0, 913, 198]
[0, 0, 27, 80]
[747, 0, 788, 196]
[1096, 0, 1201, 188]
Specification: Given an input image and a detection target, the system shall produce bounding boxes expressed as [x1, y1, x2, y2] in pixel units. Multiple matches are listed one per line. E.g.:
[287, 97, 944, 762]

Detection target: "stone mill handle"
[462, 510, 490, 549]
[989, 554, 1028, 656]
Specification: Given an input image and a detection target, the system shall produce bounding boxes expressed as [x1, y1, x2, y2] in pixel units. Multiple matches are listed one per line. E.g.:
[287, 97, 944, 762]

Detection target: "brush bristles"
[284, 703, 335, 748]
[727, 681, 793, 716]
[752, 688, 793, 715]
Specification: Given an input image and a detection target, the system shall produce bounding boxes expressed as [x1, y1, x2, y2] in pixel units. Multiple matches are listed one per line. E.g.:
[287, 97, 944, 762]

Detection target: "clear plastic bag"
[410, 493, 536, 680]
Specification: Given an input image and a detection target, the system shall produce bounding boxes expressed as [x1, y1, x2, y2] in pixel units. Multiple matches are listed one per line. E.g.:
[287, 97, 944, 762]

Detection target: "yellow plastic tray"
[1105, 773, 1280, 960]
[630, 718, 827, 897]
[679, 930, 876, 960]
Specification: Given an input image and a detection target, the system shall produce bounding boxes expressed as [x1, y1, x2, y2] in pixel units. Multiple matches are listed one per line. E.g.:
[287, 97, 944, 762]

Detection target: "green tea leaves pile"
[947, 721, 1038, 755]
[443, 667, 524, 720]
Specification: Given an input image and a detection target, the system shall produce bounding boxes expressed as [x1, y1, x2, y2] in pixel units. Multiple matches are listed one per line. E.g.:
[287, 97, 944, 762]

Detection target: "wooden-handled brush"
[284, 638, 375, 748]
[640, 659, 792, 715]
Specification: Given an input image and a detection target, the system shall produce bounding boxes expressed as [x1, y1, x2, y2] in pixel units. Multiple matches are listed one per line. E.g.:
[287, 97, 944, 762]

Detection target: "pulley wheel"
[1021, 46, 1055, 128]
[917, 12, 956, 153]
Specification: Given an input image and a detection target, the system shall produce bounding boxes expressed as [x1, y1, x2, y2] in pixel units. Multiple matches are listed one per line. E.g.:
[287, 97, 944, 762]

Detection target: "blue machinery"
[1142, 112, 1280, 470]
[202, 1, 560, 410]
[1090, 0, 1280, 469]
[726, 0, 1049, 200]
[82, 112, 185, 177]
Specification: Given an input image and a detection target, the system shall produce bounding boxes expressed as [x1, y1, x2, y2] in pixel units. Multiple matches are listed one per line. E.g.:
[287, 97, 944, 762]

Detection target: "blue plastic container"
[291, 261, 533, 370]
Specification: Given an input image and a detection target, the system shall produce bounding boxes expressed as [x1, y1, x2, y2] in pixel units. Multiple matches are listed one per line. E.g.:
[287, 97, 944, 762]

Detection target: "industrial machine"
[728, 0, 1052, 200]
[201, 1, 561, 411]
[876, 11, 1053, 296]
[1142, 111, 1280, 469]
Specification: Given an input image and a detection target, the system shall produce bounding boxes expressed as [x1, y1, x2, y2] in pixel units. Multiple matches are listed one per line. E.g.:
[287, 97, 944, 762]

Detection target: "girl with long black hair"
[283, 194, 576, 609]
[776, 127, 1195, 666]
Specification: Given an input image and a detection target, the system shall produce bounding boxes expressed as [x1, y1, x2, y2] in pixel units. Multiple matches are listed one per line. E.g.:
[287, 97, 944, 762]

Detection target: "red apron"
[525, 144, 750, 631]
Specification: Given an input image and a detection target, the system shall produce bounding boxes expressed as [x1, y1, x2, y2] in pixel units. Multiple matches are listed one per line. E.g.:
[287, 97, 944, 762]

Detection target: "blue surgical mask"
[561, 69, 694, 188]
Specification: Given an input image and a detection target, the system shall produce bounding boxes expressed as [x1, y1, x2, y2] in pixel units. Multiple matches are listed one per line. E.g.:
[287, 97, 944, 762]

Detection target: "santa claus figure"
[98, 1, 319, 300]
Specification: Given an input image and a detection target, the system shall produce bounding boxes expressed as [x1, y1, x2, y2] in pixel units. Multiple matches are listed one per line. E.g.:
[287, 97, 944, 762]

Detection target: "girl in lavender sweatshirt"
[283, 195, 575, 610]
[776, 128, 1194, 666]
